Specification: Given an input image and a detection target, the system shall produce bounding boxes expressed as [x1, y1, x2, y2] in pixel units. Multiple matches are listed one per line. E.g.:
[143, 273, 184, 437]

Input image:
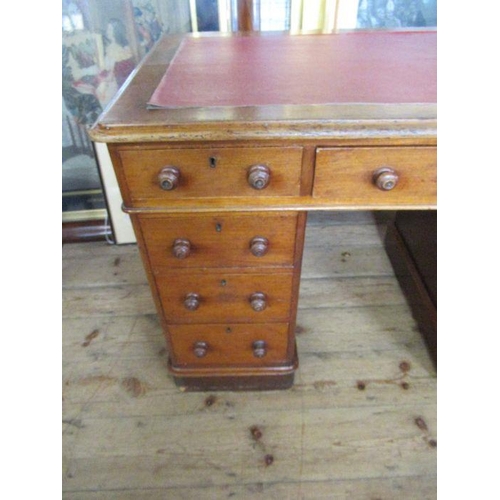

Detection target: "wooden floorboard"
[62, 476, 437, 500]
[62, 211, 436, 499]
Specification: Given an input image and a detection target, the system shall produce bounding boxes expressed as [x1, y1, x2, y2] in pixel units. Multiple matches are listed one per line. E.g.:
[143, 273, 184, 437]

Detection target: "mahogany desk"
[89, 31, 437, 391]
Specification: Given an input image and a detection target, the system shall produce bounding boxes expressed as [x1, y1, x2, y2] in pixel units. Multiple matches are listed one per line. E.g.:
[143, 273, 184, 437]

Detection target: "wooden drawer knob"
[158, 166, 180, 190]
[172, 238, 191, 259]
[193, 341, 208, 358]
[373, 167, 399, 191]
[250, 236, 269, 257]
[252, 340, 267, 358]
[184, 293, 201, 311]
[249, 292, 267, 312]
[248, 165, 270, 190]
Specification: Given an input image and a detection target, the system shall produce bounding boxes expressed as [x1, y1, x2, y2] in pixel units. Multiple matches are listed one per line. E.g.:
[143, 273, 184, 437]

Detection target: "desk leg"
[384, 211, 437, 367]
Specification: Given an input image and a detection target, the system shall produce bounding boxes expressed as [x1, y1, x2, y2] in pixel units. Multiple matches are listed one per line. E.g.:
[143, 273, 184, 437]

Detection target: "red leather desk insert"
[148, 32, 436, 109]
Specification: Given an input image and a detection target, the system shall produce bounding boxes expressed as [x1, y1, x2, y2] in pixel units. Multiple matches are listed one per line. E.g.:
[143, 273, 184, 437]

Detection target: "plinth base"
[168, 345, 298, 391]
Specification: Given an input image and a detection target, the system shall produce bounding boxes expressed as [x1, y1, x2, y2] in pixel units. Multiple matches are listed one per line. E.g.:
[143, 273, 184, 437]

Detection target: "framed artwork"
[62, 30, 107, 221]
[62, 0, 192, 241]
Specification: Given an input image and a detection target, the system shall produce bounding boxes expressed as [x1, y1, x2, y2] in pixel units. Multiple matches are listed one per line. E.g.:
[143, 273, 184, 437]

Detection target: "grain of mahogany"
[313, 146, 437, 207]
[138, 212, 299, 270]
[168, 323, 290, 367]
[116, 146, 303, 204]
[155, 271, 295, 324]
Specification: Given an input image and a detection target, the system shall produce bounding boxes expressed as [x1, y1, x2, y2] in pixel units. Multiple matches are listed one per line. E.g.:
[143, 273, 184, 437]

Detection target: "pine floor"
[62, 211, 437, 499]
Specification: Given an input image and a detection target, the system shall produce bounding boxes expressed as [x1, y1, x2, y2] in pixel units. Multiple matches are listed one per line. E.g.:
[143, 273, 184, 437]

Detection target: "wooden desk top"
[89, 30, 437, 145]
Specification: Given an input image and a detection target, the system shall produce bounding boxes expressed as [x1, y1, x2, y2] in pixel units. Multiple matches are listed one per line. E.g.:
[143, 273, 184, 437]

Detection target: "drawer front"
[139, 212, 298, 270]
[313, 147, 436, 206]
[168, 323, 290, 367]
[156, 271, 294, 324]
[118, 146, 303, 202]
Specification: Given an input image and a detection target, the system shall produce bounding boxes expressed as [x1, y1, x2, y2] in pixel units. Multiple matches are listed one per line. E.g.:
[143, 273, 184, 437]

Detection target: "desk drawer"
[118, 146, 303, 202]
[139, 212, 298, 270]
[313, 147, 436, 206]
[156, 271, 294, 324]
[168, 323, 290, 367]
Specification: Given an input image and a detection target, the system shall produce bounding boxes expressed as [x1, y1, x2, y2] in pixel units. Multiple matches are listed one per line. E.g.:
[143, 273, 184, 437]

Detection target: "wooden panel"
[139, 212, 298, 270]
[385, 219, 437, 366]
[118, 146, 303, 203]
[313, 146, 436, 206]
[237, 0, 254, 31]
[394, 211, 437, 305]
[155, 271, 294, 324]
[168, 323, 290, 367]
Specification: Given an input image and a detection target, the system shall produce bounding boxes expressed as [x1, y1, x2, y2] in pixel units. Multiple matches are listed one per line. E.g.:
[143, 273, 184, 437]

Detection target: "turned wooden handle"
[193, 341, 208, 358]
[373, 167, 399, 191]
[172, 238, 191, 259]
[250, 236, 269, 257]
[158, 166, 180, 190]
[249, 292, 267, 312]
[184, 293, 201, 311]
[252, 340, 267, 358]
[248, 164, 271, 190]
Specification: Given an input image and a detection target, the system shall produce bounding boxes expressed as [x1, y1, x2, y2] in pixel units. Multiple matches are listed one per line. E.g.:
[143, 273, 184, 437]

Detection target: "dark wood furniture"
[385, 211, 437, 365]
[62, 219, 112, 243]
[89, 30, 436, 391]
